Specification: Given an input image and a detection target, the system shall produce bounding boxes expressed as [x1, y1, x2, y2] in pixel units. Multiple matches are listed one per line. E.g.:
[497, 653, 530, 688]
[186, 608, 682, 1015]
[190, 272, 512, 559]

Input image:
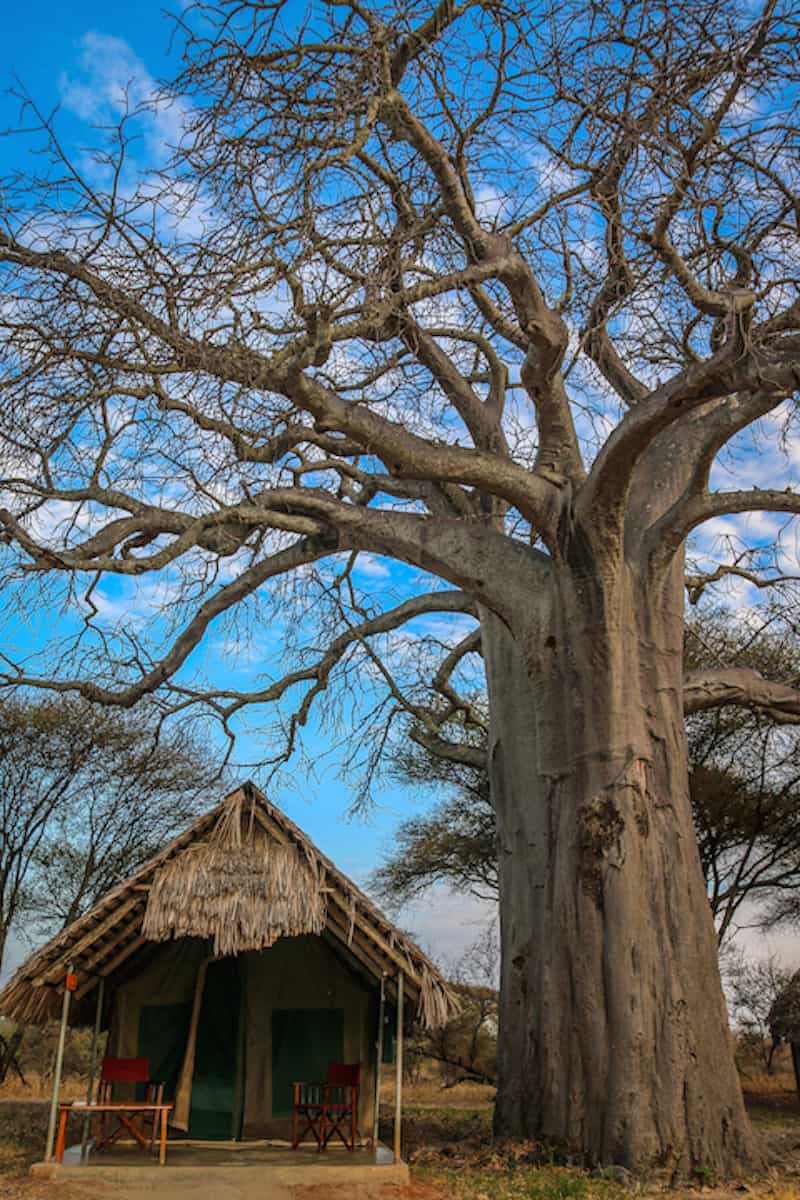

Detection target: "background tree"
[723, 949, 794, 1076]
[685, 614, 800, 941]
[374, 745, 496, 906]
[1, 0, 800, 1175]
[0, 696, 219, 972]
[0, 1015, 96, 1086]
[407, 926, 499, 1089]
[685, 618, 800, 939]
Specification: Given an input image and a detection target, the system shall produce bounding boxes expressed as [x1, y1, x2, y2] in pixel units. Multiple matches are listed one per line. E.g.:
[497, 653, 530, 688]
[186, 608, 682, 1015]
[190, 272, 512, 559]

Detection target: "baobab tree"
[1, 0, 799, 1178]
[371, 613, 800, 949]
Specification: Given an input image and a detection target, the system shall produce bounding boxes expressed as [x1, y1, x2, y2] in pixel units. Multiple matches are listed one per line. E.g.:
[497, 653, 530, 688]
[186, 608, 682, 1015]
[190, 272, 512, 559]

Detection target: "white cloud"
[397, 886, 497, 968]
[474, 185, 506, 223]
[0, 930, 28, 986]
[728, 901, 800, 972]
[353, 553, 391, 581]
[59, 32, 188, 161]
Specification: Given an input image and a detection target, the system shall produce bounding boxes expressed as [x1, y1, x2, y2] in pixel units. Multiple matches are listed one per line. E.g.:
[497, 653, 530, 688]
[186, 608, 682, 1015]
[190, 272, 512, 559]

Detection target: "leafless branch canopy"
[1, 0, 799, 764]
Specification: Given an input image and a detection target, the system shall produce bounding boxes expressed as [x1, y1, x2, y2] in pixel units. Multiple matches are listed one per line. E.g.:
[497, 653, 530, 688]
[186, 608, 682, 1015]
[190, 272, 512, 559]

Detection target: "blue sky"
[0, 0, 497, 979]
[2, 2, 175, 99]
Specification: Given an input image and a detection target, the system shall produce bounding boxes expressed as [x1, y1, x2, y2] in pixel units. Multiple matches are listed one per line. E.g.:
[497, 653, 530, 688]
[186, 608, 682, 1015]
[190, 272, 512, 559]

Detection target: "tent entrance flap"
[189, 957, 244, 1140]
[271, 1009, 344, 1118]
[136, 1003, 191, 1103]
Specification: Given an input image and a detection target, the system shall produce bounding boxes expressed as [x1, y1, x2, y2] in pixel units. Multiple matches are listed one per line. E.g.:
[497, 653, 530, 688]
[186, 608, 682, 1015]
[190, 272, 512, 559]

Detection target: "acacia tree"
[0, 696, 217, 971]
[724, 950, 793, 1074]
[685, 617, 800, 941]
[1, 0, 800, 1176]
[407, 926, 499, 1088]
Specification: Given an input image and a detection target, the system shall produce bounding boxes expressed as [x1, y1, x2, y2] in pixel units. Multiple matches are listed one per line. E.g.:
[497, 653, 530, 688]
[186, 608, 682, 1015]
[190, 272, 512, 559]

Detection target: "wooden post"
[372, 974, 386, 1149]
[80, 977, 104, 1163]
[55, 1108, 69, 1163]
[44, 966, 74, 1163]
[159, 1107, 168, 1166]
[393, 969, 404, 1164]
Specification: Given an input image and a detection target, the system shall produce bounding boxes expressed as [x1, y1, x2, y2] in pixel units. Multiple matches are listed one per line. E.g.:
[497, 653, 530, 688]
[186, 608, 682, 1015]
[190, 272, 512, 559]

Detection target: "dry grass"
[737, 1043, 795, 1094]
[415, 1172, 800, 1200]
[376, 1073, 800, 1200]
[382, 1079, 496, 1110]
[0, 1074, 87, 1102]
[0, 1098, 91, 1200]
[412, 1166, 629, 1200]
[2, 1072, 799, 1200]
[0, 1099, 49, 1174]
[0, 1077, 95, 1198]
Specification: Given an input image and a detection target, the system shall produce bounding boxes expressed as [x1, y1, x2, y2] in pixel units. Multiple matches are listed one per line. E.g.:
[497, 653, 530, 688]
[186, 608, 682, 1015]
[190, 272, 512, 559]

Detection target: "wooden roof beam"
[34, 895, 144, 986]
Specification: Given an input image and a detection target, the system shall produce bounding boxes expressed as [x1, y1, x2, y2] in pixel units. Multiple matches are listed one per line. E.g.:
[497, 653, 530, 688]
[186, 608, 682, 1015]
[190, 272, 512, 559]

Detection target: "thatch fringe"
[417, 964, 460, 1031]
[143, 793, 326, 956]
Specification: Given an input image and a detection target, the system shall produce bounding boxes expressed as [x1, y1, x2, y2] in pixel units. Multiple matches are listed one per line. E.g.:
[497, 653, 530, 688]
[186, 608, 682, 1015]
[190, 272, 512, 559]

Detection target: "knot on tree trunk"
[578, 794, 626, 903]
[577, 760, 651, 905]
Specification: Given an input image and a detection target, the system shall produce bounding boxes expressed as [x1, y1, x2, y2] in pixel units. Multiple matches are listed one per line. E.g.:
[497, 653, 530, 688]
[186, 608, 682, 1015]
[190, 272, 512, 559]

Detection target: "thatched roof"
[0, 783, 459, 1029]
[769, 969, 800, 1042]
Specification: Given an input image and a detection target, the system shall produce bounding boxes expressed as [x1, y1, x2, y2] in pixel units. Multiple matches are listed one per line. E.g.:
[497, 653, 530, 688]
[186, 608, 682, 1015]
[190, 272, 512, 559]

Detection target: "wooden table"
[55, 1101, 173, 1165]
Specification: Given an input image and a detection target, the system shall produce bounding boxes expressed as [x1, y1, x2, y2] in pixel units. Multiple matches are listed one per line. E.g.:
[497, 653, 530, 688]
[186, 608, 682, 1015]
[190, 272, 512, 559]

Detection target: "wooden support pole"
[44, 966, 73, 1163]
[372, 974, 386, 1149]
[80, 976, 104, 1163]
[393, 969, 404, 1164]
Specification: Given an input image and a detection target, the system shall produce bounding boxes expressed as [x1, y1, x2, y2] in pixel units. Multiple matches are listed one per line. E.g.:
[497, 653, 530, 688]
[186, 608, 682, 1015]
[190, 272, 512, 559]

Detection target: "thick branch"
[0, 236, 561, 528]
[684, 669, 800, 724]
[648, 484, 800, 571]
[409, 727, 486, 769]
[582, 331, 798, 547]
[634, 389, 784, 566]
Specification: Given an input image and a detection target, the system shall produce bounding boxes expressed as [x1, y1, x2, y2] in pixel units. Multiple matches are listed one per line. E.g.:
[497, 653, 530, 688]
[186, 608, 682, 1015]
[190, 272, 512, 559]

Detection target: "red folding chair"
[292, 1061, 361, 1152]
[95, 1056, 164, 1153]
[321, 1062, 361, 1151]
[292, 1078, 327, 1150]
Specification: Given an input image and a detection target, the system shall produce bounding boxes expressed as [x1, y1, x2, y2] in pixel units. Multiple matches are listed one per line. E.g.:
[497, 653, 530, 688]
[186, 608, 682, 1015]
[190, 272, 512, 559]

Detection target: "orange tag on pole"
[65, 973, 78, 992]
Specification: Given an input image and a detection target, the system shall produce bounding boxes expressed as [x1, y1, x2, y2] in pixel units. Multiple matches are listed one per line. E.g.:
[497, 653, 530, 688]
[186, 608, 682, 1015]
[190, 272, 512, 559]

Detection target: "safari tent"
[0, 783, 458, 1155]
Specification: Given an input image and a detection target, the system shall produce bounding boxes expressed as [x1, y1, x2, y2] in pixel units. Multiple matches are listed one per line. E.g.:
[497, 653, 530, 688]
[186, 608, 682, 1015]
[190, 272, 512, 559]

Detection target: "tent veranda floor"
[30, 1138, 409, 1196]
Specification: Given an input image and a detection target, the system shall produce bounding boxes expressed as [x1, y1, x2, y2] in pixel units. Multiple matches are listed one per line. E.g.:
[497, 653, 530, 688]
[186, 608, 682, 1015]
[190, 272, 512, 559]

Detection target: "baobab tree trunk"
[481, 556, 756, 1179]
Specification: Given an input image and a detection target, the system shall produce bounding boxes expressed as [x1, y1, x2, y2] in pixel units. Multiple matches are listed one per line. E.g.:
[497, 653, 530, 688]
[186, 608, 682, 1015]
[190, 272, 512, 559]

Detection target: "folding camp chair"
[292, 1061, 361, 1152]
[95, 1056, 165, 1153]
[321, 1062, 361, 1150]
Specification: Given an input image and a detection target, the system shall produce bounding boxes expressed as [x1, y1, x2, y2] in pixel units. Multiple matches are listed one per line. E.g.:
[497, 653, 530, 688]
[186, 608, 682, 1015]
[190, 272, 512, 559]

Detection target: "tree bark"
[481, 554, 757, 1179]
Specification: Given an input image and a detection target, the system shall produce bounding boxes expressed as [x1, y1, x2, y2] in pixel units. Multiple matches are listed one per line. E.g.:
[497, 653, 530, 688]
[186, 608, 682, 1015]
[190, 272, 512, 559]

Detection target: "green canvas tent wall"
[107, 933, 377, 1138]
[0, 783, 459, 1142]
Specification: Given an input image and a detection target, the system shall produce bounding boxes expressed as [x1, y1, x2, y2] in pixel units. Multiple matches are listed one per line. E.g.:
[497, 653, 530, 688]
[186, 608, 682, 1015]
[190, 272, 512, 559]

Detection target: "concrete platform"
[31, 1140, 410, 1199]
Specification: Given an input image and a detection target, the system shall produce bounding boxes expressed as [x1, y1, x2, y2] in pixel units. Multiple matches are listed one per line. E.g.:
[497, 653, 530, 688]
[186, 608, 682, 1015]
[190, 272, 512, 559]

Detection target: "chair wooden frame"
[291, 1062, 361, 1152]
[292, 1081, 327, 1150]
[95, 1056, 165, 1153]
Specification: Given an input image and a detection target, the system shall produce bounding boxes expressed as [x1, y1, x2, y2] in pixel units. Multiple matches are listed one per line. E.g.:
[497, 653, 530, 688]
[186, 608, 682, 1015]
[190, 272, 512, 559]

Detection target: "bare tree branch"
[684, 669, 800, 724]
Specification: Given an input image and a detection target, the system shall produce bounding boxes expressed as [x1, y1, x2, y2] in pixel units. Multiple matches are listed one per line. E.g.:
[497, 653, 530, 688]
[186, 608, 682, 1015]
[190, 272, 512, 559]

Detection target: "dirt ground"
[2, 1073, 799, 1200]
